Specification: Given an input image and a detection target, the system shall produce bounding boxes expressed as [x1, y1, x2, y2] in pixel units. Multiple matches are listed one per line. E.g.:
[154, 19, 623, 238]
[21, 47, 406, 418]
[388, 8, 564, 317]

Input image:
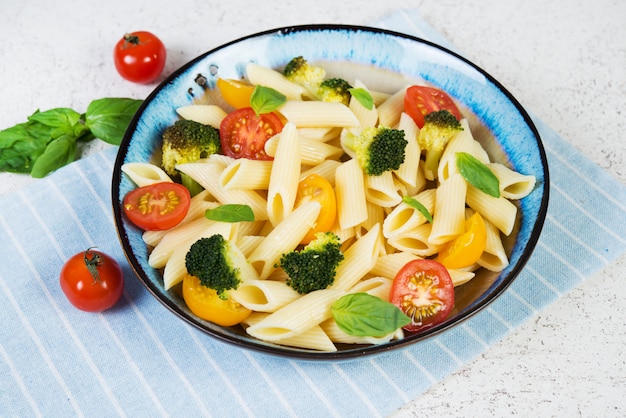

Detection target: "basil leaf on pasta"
[456, 152, 500, 197]
[205, 204, 255, 223]
[250, 85, 286, 115]
[348, 88, 374, 110]
[402, 196, 433, 223]
[332, 293, 410, 337]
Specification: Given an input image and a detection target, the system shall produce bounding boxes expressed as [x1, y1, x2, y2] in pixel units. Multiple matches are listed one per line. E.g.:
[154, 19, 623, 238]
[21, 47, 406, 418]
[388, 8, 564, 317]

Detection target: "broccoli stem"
[424, 148, 443, 179]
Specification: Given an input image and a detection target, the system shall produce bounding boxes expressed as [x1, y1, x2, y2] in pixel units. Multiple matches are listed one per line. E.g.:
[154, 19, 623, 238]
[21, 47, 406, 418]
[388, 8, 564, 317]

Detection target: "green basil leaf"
[28, 107, 81, 130]
[0, 120, 56, 173]
[331, 293, 410, 337]
[348, 87, 374, 110]
[250, 85, 286, 115]
[402, 196, 433, 223]
[85, 98, 143, 145]
[456, 152, 500, 197]
[205, 204, 255, 223]
[30, 134, 78, 178]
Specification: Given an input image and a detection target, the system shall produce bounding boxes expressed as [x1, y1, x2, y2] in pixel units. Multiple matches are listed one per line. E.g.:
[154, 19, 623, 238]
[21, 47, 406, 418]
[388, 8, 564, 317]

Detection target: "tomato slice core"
[123, 182, 191, 231]
[389, 259, 454, 332]
[219, 107, 283, 160]
[403, 85, 462, 128]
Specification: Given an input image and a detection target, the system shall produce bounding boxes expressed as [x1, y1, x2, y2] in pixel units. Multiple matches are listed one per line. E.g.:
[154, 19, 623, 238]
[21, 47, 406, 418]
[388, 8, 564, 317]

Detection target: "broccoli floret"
[278, 232, 345, 294]
[317, 78, 353, 106]
[185, 234, 254, 299]
[282, 56, 326, 97]
[161, 119, 221, 178]
[417, 109, 463, 180]
[342, 126, 408, 176]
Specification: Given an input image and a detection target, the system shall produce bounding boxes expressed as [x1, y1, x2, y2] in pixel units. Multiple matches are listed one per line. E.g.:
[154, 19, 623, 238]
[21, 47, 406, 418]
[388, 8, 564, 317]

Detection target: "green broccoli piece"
[282, 56, 326, 97]
[317, 77, 353, 106]
[161, 119, 221, 178]
[278, 232, 345, 294]
[342, 126, 408, 176]
[185, 234, 251, 299]
[417, 109, 463, 180]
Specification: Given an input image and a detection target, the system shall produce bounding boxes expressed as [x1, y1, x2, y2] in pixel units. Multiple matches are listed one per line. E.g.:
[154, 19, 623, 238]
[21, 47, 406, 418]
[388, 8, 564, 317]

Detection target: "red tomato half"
[123, 182, 190, 230]
[114, 31, 166, 84]
[403, 85, 462, 128]
[60, 249, 124, 312]
[219, 107, 283, 160]
[389, 259, 454, 332]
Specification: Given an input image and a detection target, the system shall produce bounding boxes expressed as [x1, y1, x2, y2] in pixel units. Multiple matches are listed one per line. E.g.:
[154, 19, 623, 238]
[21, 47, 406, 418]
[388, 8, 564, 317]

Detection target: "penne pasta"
[335, 158, 368, 229]
[231, 279, 301, 312]
[121, 162, 173, 187]
[176, 104, 228, 129]
[246, 63, 305, 100]
[267, 122, 301, 226]
[393, 112, 421, 188]
[247, 201, 321, 279]
[349, 79, 378, 128]
[331, 223, 382, 291]
[278, 101, 359, 128]
[376, 85, 408, 128]
[466, 184, 518, 236]
[477, 218, 510, 271]
[364, 171, 402, 207]
[220, 159, 273, 190]
[264, 134, 343, 165]
[429, 173, 467, 245]
[245, 288, 346, 342]
[488, 162, 537, 200]
[383, 188, 435, 239]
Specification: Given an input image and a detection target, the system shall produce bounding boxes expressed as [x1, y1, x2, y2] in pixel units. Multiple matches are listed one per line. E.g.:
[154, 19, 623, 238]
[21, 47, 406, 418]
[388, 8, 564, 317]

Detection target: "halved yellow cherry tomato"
[182, 274, 251, 326]
[436, 212, 487, 269]
[217, 78, 255, 109]
[295, 174, 337, 244]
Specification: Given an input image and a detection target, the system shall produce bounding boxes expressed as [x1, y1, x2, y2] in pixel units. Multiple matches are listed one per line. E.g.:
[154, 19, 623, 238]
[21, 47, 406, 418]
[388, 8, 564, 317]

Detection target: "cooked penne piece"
[429, 173, 467, 245]
[364, 171, 402, 207]
[477, 218, 510, 271]
[383, 188, 435, 239]
[370, 251, 420, 279]
[247, 201, 321, 279]
[264, 134, 343, 165]
[488, 162, 537, 200]
[466, 184, 518, 236]
[245, 288, 346, 342]
[220, 159, 273, 190]
[320, 318, 403, 345]
[231, 279, 301, 312]
[349, 79, 378, 128]
[388, 223, 443, 257]
[437, 119, 490, 181]
[394, 112, 421, 188]
[300, 160, 341, 186]
[376, 85, 408, 128]
[246, 63, 305, 100]
[278, 101, 359, 128]
[335, 158, 368, 229]
[121, 162, 173, 187]
[331, 223, 382, 291]
[176, 104, 228, 129]
[267, 122, 301, 226]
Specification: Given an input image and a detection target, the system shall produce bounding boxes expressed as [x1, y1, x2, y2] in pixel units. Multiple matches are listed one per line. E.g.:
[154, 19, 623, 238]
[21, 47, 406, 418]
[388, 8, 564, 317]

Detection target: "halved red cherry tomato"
[113, 31, 166, 84]
[123, 182, 190, 231]
[436, 212, 487, 269]
[217, 78, 255, 109]
[182, 274, 251, 326]
[404, 85, 462, 128]
[60, 248, 124, 312]
[219, 107, 283, 160]
[295, 174, 337, 244]
[389, 259, 454, 332]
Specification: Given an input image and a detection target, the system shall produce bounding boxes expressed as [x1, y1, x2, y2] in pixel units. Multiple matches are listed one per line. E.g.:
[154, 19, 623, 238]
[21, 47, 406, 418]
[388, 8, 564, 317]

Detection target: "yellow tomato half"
[182, 274, 251, 326]
[436, 212, 487, 269]
[217, 78, 255, 109]
[295, 174, 337, 244]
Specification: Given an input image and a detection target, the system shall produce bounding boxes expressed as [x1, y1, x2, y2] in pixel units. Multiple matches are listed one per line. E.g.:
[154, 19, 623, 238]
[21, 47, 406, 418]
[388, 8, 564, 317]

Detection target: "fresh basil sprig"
[348, 88, 374, 110]
[0, 97, 142, 178]
[456, 152, 500, 197]
[205, 204, 255, 223]
[402, 196, 433, 223]
[250, 85, 286, 115]
[331, 293, 410, 337]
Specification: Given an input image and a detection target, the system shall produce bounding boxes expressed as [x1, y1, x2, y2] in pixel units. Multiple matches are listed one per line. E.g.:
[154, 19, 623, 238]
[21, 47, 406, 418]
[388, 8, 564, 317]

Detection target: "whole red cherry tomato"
[60, 248, 124, 312]
[114, 31, 166, 83]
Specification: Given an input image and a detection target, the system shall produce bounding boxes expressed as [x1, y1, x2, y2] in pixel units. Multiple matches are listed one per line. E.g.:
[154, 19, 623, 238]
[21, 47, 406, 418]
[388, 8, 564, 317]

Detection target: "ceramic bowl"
[112, 24, 549, 360]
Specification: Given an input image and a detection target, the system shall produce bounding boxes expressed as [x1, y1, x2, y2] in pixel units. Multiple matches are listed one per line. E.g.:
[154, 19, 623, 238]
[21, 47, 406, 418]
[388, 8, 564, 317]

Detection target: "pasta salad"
[121, 57, 536, 352]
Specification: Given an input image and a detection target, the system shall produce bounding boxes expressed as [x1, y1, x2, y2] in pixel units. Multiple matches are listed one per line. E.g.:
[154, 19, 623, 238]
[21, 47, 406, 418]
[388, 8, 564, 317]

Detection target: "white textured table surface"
[1, 1, 624, 416]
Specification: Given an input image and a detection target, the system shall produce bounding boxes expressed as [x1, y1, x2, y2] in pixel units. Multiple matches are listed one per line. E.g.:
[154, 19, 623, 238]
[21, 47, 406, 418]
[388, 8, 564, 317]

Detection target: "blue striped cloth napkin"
[2, 9, 626, 418]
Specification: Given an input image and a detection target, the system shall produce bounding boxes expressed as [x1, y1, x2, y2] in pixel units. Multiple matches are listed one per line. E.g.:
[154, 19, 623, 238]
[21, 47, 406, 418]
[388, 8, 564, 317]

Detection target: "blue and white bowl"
[112, 25, 549, 360]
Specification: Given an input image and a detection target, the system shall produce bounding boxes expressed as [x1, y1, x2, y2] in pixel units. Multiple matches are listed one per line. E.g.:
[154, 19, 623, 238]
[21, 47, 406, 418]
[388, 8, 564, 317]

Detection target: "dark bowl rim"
[111, 23, 550, 361]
